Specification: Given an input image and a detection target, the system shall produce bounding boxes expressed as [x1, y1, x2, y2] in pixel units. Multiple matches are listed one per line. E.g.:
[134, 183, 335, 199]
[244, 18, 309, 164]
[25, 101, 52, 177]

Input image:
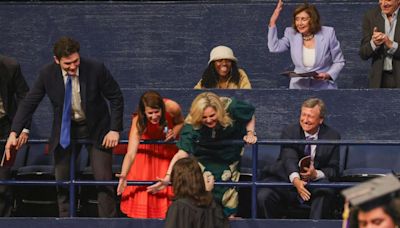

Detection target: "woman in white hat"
[194, 45, 252, 89]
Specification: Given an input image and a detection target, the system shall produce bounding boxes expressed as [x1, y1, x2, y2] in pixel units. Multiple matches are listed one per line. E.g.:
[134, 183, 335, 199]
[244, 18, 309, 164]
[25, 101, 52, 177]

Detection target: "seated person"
[257, 97, 340, 219]
[342, 174, 400, 228]
[194, 45, 251, 89]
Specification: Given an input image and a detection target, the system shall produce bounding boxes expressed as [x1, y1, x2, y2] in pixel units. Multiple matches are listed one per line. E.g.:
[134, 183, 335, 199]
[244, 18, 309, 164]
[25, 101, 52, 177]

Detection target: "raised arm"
[269, 0, 283, 28]
[164, 99, 184, 141]
[146, 149, 189, 193]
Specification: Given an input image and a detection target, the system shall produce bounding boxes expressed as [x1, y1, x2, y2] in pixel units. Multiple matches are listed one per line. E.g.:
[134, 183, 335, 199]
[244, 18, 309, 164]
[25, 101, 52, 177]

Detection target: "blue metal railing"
[1, 139, 400, 218]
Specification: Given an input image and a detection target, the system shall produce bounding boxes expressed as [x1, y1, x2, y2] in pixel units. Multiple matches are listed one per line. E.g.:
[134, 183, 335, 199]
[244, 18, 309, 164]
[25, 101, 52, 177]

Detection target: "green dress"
[177, 97, 255, 216]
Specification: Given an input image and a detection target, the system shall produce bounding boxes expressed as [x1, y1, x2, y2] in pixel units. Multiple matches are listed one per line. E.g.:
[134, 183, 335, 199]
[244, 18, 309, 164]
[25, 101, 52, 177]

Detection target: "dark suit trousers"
[257, 177, 335, 219]
[54, 122, 116, 217]
[0, 117, 12, 217]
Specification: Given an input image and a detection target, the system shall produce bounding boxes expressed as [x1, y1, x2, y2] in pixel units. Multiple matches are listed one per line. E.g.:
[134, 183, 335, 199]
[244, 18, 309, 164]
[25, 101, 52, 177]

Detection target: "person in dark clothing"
[0, 55, 30, 216]
[164, 157, 229, 228]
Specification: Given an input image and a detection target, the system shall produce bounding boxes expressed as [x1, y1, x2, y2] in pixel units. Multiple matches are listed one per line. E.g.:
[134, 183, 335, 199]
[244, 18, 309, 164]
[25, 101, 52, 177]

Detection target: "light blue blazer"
[268, 26, 345, 89]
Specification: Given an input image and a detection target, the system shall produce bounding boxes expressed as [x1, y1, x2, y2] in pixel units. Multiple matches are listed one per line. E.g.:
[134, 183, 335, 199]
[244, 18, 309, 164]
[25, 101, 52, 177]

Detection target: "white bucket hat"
[208, 45, 238, 64]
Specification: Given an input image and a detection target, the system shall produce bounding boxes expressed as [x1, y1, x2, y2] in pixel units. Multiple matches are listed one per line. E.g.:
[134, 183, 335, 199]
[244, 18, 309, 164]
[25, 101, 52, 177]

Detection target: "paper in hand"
[280, 71, 318, 78]
[0, 147, 17, 167]
[298, 155, 311, 173]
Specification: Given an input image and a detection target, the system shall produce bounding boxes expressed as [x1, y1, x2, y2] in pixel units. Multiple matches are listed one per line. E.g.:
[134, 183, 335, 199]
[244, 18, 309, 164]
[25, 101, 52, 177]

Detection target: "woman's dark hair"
[171, 157, 213, 207]
[292, 3, 322, 35]
[135, 90, 166, 134]
[348, 199, 400, 228]
[200, 61, 240, 88]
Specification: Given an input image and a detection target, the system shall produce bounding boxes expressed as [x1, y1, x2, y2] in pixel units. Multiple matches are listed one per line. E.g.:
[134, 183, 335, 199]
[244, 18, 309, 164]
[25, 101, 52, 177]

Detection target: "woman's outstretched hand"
[269, 0, 283, 27]
[147, 175, 170, 194]
[116, 173, 127, 196]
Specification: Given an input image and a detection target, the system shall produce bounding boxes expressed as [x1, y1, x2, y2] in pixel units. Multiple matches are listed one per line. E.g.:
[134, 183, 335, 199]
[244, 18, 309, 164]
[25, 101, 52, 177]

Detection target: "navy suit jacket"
[0, 55, 29, 128]
[262, 123, 340, 182]
[11, 57, 124, 153]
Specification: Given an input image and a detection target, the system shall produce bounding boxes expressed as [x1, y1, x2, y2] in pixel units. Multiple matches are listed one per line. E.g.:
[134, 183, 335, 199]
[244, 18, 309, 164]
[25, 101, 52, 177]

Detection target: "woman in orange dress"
[117, 90, 184, 218]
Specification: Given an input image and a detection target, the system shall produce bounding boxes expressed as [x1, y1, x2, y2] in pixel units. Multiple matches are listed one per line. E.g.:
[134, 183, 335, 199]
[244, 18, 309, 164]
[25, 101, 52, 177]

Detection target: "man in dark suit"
[257, 98, 340, 219]
[0, 55, 30, 216]
[360, 0, 400, 88]
[5, 37, 124, 217]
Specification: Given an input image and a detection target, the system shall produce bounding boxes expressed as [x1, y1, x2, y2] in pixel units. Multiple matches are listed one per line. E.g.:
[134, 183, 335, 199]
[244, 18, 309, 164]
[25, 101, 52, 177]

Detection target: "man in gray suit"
[360, 0, 400, 88]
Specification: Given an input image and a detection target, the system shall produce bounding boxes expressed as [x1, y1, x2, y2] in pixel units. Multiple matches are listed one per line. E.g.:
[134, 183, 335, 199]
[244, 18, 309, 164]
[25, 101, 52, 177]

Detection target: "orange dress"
[120, 111, 177, 218]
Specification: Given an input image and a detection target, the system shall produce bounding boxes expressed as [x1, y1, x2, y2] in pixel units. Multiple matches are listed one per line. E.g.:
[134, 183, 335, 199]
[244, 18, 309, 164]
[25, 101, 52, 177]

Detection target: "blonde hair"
[185, 92, 233, 129]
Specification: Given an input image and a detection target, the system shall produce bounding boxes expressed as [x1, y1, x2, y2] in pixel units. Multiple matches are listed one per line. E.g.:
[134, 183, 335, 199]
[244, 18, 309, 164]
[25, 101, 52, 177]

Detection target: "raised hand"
[372, 27, 385, 46]
[164, 129, 176, 142]
[269, 0, 284, 27]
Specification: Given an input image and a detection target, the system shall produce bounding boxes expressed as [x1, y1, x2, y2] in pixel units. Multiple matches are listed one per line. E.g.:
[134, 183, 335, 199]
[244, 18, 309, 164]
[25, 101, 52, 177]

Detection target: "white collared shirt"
[370, 7, 399, 71]
[0, 96, 5, 119]
[289, 129, 326, 183]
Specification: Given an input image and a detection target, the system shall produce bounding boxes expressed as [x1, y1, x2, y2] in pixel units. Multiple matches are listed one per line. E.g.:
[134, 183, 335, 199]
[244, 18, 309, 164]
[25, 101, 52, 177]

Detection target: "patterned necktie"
[60, 75, 72, 149]
[304, 136, 314, 156]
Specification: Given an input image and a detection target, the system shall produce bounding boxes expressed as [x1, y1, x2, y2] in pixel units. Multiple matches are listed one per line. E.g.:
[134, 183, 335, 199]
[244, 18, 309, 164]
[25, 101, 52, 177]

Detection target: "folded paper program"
[280, 71, 318, 78]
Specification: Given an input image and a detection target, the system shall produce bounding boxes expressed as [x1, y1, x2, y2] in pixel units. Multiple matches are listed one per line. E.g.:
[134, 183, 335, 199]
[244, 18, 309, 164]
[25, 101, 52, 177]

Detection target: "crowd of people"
[0, 0, 400, 227]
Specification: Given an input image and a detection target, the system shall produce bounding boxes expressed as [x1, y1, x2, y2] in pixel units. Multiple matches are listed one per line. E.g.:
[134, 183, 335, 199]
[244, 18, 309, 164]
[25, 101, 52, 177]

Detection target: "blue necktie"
[60, 75, 72, 149]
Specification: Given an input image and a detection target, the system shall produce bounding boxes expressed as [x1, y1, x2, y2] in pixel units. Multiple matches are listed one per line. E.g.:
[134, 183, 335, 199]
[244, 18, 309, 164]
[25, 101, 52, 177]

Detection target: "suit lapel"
[314, 32, 324, 68]
[293, 33, 304, 67]
[395, 11, 400, 42]
[54, 66, 65, 104]
[314, 124, 327, 167]
[376, 10, 385, 35]
[78, 61, 87, 114]
[0, 62, 7, 111]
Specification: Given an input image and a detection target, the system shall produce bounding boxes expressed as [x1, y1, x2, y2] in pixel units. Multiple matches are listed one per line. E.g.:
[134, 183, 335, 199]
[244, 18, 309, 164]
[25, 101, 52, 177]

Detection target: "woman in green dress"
[148, 92, 257, 217]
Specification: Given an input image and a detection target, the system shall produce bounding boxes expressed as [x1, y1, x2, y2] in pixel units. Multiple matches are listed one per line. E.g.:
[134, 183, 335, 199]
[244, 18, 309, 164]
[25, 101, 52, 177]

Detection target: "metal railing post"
[69, 145, 76, 217]
[251, 143, 258, 219]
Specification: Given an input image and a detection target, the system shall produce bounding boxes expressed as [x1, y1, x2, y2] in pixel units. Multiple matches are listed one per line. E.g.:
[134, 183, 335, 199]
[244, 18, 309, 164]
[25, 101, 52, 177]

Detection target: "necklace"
[302, 34, 314, 41]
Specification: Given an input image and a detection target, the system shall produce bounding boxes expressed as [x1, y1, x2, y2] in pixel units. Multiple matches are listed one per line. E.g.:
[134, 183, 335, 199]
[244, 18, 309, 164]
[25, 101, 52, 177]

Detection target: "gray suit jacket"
[360, 6, 400, 88]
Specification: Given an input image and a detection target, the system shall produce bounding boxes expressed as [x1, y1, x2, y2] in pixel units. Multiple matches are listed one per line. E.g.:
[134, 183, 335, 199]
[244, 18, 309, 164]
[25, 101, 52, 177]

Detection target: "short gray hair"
[302, 97, 326, 118]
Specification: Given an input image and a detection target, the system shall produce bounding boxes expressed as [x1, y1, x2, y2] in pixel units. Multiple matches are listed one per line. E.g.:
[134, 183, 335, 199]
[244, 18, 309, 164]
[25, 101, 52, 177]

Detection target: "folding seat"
[237, 144, 280, 218]
[13, 144, 58, 217]
[340, 145, 400, 182]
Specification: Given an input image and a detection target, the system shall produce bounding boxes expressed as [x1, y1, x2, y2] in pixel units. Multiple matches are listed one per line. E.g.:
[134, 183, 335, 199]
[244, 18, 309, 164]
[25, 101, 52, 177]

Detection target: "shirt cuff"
[22, 128, 30, 134]
[289, 172, 300, 183]
[370, 39, 378, 51]
[387, 41, 399, 55]
[314, 170, 325, 181]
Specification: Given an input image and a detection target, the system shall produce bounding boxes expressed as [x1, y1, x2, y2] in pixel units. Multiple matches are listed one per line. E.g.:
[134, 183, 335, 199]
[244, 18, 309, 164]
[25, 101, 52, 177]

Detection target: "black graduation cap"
[341, 174, 400, 211]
